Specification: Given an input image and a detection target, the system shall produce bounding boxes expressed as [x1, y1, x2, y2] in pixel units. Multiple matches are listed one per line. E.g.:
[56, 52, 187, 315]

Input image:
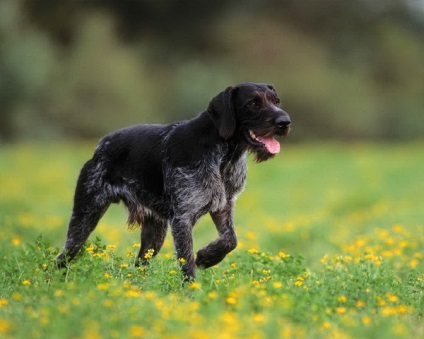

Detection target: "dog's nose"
[275, 116, 291, 129]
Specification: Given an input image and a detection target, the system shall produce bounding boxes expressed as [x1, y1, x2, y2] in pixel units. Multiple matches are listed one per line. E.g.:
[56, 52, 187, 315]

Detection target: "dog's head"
[208, 82, 291, 162]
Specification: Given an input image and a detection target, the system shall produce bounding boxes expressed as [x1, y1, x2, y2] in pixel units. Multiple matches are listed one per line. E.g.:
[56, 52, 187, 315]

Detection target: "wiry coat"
[57, 82, 291, 280]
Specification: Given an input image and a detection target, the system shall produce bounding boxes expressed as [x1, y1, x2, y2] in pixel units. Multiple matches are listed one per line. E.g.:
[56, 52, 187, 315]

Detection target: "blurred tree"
[0, 0, 422, 141]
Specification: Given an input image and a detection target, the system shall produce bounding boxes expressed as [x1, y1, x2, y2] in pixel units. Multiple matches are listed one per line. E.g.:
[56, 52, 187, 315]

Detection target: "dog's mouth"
[244, 129, 281, 154]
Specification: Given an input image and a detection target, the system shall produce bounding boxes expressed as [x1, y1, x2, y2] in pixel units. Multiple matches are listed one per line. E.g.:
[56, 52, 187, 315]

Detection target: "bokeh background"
[1, 0, 424, 143]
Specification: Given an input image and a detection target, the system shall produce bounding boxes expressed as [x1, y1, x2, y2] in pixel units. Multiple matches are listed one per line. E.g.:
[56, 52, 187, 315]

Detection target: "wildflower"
[0, 299, 8, 307]
[226, 296, 237, 305]
[169, 270, 177, 275]
[273, 282, 283, 289]
[12, 293, 21, 301]
[106, 244, 117, 250]
[386, 293, 398, 303]
[355, 301, 366, 308]
[12, 237, 21, 246]
[230, 262, 237, 268]
[208, 292, 217, 299]
[188, 282, 201, 290]
[294, 277, 304, 287]
[335, 307, 346, 314]
[124, 290, 141, 298]
[120, 263, 128, 268]
[320, 255, 328, 265]
[97, 283, 109, 291]
[104, 273, 111, 279]
[410, 259, 419, 268]
[337, 296, 347, 303]
[179, 258, 186, 264]
[54, 290, 65, 297]
[22, 280, 31, 285]
[322, 322, 331, 329]
[129, 325, 145, 338]
[0, 318, 10, 334]
[248, 248, 258, 254]
[362, 316, 371, 325]
[144, 249, 155, 259]
[246, 232, 257, 240]
[252, 313, 266, 323]
[86, 246, 94, 253]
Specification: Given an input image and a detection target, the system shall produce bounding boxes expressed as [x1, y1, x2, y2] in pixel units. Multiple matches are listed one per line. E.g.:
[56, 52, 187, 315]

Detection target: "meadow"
[0, 142, 423, 338]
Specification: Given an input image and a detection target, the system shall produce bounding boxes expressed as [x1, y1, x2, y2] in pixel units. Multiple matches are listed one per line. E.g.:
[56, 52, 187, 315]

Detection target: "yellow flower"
[335, 307, 346, 314]
[252, 313, 266, 323]
[178, 258, 186, 263]
[410, 259, 419, 268]
[169, 270, 177, 275]
[355, 301, 366, 307]
[362, 316, 372, 325]
[104, 273, 111, 279]
[12, 237, 22, 246]
[129, 325, 145, 338]
[226, 297, 237, 305]
[120, 263, 128, 268]
[248, 248, 258, 254]
[0, 318, 10, 334]
[144, 249, 155, 259]
[337, 295, 347, 303]
[386, 293, 399, 303]
[279, 251, 289, 259]
[188, 282, 201, 290]
[124, 290, 141, 298]
[97, 283, 109, 291]
[322, 322, 331, 329]
[273, 282, 283, 289]
[22, 280, 31, 285]
[0, 299, 8, 308]
[294, 281, 303, 287]
[12, 292, 21, 301]
[208, 292, 217, 299]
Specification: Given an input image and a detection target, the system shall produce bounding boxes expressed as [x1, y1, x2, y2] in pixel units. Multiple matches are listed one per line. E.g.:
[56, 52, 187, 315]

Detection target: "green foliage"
[1, 0, 424, 140]
[0, 142, 423, 338]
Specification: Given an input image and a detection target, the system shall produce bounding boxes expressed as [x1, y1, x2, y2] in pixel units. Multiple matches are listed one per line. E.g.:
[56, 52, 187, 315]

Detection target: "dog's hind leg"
[136, 214, 168, 265]
[56, 160, 110, 268]
[195, 201, 237, 269]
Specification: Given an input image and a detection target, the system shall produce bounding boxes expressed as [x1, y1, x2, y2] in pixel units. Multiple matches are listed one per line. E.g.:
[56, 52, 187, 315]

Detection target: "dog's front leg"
[170, 216, 196, 281]
[196, 201, 237, 269]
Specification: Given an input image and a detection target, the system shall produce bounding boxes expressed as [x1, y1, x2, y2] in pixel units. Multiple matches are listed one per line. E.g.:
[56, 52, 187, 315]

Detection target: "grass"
[0, 141, 423, 338]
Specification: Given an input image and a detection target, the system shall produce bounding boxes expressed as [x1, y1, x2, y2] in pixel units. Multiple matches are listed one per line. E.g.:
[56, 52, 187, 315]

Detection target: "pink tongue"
[257, 136, 280, 154]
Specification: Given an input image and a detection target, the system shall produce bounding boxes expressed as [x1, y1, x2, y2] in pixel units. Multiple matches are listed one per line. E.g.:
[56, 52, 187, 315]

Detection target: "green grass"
[0, 142, 423, 338]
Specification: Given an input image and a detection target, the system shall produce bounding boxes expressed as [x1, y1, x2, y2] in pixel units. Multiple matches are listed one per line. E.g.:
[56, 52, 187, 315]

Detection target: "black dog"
[57, 82, 291, 280]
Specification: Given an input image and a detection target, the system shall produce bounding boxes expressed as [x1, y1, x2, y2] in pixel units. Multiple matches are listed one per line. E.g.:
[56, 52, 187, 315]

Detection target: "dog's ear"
[207, 86, 237, 140]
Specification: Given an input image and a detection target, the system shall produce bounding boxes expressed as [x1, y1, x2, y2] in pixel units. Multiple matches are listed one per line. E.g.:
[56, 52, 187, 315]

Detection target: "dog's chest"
[167, 147, 247, 214]
[221, 152, 247, 197]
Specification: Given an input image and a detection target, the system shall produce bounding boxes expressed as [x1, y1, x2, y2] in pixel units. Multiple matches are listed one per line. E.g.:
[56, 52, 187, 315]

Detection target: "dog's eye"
[249, 100, 261, 109]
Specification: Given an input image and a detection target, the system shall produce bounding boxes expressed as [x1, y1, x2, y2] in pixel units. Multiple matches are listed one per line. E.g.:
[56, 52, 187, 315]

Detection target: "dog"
[56, 82, 291, 280]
